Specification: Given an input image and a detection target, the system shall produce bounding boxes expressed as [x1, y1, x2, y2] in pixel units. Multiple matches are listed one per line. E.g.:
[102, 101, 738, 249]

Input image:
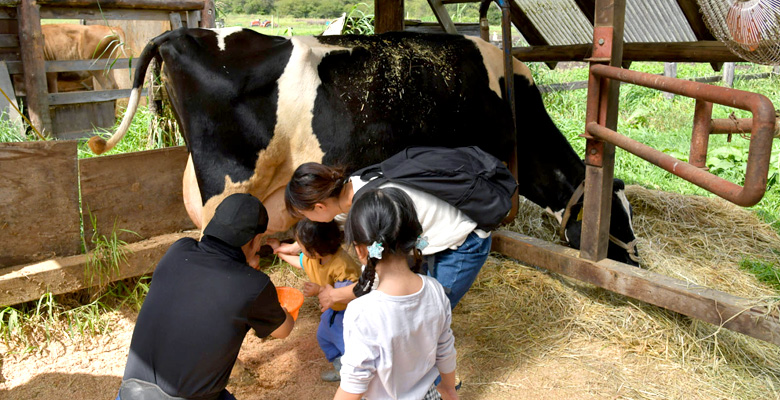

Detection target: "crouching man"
[117, 193, 295, 400]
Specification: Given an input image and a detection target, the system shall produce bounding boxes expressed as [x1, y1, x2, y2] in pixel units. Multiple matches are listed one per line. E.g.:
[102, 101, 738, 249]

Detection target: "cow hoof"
[87, 136, 107, 154]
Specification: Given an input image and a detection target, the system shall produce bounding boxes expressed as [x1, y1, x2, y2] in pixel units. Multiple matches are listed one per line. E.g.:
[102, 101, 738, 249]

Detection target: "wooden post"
[662, 62, 677, 99]
[374, 0, 403, 34]
[199, 0, 214, 28]
[480, 16, 489, 41]
[18, 0, 51, 135]
[427, 0, 457, 34]
[580, 0, 625, 262]
[169, 11, 182, 29]
[722, 62, 735, 87]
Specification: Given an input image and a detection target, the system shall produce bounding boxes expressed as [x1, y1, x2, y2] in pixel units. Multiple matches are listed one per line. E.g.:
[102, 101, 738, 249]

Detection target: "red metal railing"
[586, 64, 776, 207]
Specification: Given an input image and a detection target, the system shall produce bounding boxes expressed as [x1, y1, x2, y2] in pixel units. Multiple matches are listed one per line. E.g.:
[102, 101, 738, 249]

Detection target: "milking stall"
[2, 0, 780, 398]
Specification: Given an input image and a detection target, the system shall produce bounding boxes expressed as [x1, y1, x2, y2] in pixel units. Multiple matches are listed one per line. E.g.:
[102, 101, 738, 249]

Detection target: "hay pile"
[451, 185, 780, 399]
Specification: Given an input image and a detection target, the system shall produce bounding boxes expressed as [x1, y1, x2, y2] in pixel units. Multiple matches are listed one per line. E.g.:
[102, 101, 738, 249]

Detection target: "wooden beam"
[674, 0, 722, 71]
[427, 0, 457, 34]
[199, 0, 214, 28]
[574, 0, 595, 25]
[511, 42, 745, 63]
[18, 0, 52, 135]
[722, 62, 735, 87]
[675, 0, 714, 40]
[6, 58, 132, 74]
[169, 10, 182, 29]
[40, 6, 174, 20]
[0, 232, 199, 307]
[374, 0, 403, 34]
[0, 61, 22, 131]
[48, 87, 147, 105]
[492, 231, 780, 346]
[80, 146, 195, 247]
[507, 0, 548, 46]
[185, 9, 199, 28]
[508, 0, 557, 69]
[0, 141, 81, 268]
[36, 0, 205, 11]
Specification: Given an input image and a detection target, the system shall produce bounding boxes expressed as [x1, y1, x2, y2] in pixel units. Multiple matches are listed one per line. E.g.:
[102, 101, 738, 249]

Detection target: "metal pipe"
[586, 122, 767, 207]
[690, 100, 713, 168]
[587, 64, 775, 206]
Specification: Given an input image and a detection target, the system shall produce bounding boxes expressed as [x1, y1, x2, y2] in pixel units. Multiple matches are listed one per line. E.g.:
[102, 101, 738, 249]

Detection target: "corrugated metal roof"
[517, 0, 592, 45]
[515, 0, 697, 45]
[624, 0, 697, 42]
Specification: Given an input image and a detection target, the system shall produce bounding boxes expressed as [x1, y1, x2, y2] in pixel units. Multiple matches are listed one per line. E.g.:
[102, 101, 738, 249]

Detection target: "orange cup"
[276, 286, 304, 321]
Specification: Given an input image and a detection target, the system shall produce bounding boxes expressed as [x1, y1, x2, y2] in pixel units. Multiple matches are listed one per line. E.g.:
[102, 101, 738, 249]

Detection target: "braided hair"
[345, 187, 423, 297]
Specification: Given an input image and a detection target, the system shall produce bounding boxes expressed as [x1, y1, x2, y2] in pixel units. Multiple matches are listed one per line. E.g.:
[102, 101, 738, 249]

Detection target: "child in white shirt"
[334, 187, 459, 400]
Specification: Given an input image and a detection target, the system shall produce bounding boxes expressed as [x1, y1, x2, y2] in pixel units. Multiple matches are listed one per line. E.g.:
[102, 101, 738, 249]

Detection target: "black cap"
[203, 193, 269, 247]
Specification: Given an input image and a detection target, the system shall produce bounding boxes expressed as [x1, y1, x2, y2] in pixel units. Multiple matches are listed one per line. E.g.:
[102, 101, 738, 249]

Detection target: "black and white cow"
[88, 28, 640, 265]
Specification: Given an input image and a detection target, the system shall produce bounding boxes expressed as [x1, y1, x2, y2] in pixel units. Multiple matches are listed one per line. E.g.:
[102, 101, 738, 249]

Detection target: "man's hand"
[303, 282, 322, 297]
[318, 284, 336, 311]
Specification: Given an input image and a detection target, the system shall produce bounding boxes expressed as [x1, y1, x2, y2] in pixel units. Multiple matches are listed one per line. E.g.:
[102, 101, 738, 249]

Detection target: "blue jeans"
[317, 308, 346, 362]
[423, 232, 491, 309]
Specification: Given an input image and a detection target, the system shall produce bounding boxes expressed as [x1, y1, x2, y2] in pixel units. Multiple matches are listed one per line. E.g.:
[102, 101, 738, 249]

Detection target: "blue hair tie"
[415, 236, 428, 251]
[367, 241, 384, 259]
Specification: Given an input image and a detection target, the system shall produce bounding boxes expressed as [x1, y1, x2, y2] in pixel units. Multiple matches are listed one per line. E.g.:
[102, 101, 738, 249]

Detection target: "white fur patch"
[545, 207, 564, 224]
[465, 36, 534, 98]
[272, 36, 352, 166]
[209, 27, 243, 51]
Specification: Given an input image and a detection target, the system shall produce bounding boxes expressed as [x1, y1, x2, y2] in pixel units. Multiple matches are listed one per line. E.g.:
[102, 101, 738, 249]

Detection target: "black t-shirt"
[122, 236, 287, 399]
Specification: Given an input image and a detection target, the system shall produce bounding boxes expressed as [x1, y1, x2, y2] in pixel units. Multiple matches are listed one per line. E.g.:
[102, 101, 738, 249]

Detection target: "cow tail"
[87, 31, 174, 155]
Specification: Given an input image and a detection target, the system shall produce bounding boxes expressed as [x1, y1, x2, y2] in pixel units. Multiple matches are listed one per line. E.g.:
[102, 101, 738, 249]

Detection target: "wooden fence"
[0, 0, 214, 138]
[0, 142, 195, 305]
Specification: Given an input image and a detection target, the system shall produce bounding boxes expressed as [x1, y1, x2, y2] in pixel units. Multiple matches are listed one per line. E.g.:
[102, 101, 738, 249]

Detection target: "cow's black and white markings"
[88, 28, 640, 266]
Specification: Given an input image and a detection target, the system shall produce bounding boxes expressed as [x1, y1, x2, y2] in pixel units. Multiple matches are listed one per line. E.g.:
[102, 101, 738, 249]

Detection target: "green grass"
[0, 277, 151, 354]
[84, 212, 140, 294]
[739, 256, 780, 291]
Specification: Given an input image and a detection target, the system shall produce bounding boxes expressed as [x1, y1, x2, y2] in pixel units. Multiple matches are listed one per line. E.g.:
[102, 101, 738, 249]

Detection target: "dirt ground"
[0, 279, 682, 400]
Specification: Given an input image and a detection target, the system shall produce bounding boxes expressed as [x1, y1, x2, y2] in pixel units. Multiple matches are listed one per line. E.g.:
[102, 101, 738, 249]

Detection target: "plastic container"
[276, 286, 304, 321]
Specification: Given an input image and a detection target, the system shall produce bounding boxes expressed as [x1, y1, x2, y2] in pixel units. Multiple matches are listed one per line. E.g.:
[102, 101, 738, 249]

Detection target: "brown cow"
[41, 24, 126, 93]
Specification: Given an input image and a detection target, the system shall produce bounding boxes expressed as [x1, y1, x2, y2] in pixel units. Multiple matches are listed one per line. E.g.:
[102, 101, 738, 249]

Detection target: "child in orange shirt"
[268, 219, 361, 382]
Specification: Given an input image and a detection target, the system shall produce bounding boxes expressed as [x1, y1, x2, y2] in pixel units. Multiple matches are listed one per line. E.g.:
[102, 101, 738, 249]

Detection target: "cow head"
[562, 179, 641, 266]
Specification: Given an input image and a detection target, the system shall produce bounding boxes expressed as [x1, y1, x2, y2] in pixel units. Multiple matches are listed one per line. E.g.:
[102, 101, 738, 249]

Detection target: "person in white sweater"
[333, 187, 458, 400]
